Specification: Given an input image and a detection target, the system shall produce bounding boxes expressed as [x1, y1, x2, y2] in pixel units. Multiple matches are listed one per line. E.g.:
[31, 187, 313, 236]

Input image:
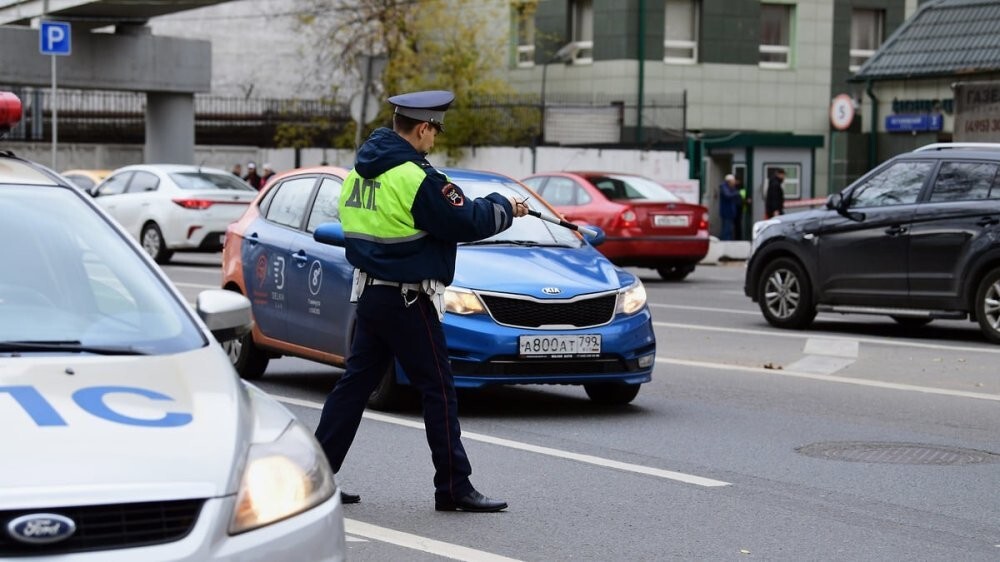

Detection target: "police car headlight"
[616, 281, 647, 315]
[444, 287, 485, 315]
[229, 421, 335, 535]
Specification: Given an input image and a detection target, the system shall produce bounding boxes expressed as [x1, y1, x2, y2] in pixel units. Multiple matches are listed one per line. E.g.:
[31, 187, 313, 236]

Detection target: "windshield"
[170, 171, 256, 191]
[453, 179, 583, 247]
[0, 185, 206, 354]
[590, 174, 682, 202]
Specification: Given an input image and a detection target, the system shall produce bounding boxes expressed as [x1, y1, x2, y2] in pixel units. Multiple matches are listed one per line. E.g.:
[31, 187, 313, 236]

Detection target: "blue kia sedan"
[222, 166, 656, 409]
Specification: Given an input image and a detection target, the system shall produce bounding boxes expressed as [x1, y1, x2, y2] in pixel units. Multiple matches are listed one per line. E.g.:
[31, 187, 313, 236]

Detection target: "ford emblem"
[7, 513, 76, 544]
[541, 287, 561, 295]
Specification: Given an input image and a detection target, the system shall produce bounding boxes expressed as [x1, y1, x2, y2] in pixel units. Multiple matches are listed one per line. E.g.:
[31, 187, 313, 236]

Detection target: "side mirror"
[314, 222, 345, 247]
[581, 225, 606, 246]
[196, 289, 253, 342]
[827, 192, 865, 221]
[826, 193, 842, 211]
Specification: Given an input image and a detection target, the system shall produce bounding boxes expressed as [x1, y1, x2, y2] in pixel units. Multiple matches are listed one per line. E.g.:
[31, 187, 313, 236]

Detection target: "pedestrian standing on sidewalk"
[719, 174, 741, 241]
[765, 168, 786, 219]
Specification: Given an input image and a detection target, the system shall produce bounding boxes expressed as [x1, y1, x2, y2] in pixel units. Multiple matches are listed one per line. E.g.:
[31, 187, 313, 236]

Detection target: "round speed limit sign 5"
[830, 94, 855, 130]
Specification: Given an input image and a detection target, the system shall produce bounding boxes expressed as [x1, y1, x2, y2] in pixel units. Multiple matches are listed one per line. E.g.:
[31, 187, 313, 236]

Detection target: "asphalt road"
[165, 253, 1000, 561]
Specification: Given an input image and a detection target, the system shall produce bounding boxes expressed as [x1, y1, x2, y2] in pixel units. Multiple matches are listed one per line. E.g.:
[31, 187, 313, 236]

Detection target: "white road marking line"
[653, 321, 1000, 355]
[657, 356, 1000, 402]
[649, 303, 857, 323]
[648, 303, 761, 315]
[784, 355, 857, 375]
[273, 395, 731, 488]
[786, 337, 859, 375]
[345, 535, 368, 542]
[803, 337, 859, 358]
[345, 519, 521, 561]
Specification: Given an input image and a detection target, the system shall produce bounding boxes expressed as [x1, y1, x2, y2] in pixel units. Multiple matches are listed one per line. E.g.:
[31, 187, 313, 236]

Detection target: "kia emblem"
[7, 513, 76, 544]
[541, 287, 561, 294]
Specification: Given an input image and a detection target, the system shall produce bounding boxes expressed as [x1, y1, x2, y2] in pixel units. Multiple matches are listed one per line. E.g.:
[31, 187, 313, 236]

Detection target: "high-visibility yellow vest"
[339, 161, 429, 244]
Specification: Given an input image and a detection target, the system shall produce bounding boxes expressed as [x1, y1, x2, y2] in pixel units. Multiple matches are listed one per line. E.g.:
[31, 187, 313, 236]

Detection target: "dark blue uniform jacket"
[347, 127, 515, 285]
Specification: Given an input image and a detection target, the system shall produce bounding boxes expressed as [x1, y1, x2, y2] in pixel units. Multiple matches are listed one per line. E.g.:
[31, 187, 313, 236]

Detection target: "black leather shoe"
[435, 490, 507, 512]
[340, 490, 360, 505]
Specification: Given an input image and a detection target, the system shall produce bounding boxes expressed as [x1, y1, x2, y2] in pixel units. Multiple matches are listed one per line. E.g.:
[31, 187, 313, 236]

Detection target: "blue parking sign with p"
[40, 21, 71, 56]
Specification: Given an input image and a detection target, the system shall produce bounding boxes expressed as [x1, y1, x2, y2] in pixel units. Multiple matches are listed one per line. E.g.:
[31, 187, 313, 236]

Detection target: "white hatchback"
[0, 94, 345, 561]
[91, 164, 258, 263]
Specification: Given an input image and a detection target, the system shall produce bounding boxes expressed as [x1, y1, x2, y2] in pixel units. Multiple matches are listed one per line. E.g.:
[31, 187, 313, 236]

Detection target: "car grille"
[0, 499, 204, 556]
[479, 292, 617, 328]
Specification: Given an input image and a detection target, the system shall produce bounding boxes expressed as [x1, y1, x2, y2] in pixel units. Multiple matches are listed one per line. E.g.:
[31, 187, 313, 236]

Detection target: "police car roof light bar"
[0, 92, 23, 138]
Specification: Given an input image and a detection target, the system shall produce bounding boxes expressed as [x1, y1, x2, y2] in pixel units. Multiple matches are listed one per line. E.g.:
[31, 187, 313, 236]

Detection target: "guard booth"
[687, 133, 824, 241]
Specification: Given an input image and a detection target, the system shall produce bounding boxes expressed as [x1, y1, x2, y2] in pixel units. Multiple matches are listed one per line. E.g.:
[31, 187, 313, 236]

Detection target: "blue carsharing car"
[223, 165, 655, 409]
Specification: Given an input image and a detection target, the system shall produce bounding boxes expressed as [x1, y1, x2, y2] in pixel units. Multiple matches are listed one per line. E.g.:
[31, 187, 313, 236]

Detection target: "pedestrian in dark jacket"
[719, 174, 741, 240]
[765, 168, 785, 219]
[243, 162, 262, 190]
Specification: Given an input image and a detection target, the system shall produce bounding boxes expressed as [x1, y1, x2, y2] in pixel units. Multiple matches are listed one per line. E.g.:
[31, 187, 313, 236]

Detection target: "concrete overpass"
[0, 0, 233, 164]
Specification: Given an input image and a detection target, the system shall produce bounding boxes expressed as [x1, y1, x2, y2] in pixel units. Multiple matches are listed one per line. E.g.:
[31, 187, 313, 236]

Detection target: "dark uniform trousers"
[314, 284, 474, 502]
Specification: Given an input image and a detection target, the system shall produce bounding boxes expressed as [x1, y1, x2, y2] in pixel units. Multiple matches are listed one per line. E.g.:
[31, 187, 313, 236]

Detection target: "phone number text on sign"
[518, 334, 601, 357]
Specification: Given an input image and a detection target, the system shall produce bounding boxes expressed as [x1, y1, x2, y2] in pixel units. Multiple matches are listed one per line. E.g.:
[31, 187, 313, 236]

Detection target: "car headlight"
[229, 421, 335, 535]
[444, 287, 485, 315]
[616, 280, 647, 315]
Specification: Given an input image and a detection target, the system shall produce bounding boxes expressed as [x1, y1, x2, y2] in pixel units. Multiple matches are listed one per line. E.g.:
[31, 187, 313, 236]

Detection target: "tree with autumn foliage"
[292, 0, 536, 157]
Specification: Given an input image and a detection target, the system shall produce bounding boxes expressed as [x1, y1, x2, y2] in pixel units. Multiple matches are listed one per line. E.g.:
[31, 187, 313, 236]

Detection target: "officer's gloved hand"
[506, 195, 530, 217]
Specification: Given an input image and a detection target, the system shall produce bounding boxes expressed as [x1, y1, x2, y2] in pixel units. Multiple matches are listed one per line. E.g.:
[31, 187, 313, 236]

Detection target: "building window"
[850, 8, 883, 72]
[513, 1, 536, 68]
[569, 0, 594, 64]
[759, 3, 792, 69]
[664, 0, 699, 64]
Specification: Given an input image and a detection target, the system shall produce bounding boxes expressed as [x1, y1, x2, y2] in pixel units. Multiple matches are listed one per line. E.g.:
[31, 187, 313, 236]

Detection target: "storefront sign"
[953, 81, 1000, 142]
[891, 98, 953, 115]
[885, 114, 943, 133]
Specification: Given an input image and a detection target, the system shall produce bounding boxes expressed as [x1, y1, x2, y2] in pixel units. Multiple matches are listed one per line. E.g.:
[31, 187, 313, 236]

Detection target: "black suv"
[745, 143, 1000, 343]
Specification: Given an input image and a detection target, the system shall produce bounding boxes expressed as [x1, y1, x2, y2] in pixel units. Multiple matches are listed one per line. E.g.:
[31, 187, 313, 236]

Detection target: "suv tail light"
[173, 198, 215, 210]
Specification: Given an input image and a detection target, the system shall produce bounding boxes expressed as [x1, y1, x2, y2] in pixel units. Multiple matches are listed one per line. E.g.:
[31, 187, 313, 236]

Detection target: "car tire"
[584, 382, 640, 405]
[225, 329, 269, 380]
[367, 363, 414, 411]
[891, 316, 932, 328]
[757, 257, 816, 329]
[657, 264, 694, 281]
[974, 266, 1000, 344]
[141, 222, 173, 264]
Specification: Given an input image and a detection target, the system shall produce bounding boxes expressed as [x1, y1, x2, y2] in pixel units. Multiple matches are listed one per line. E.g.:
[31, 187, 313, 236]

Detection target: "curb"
[701, 238, 750, 265]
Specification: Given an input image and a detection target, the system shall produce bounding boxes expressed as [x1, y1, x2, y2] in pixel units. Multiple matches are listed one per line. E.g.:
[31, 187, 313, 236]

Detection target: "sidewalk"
[700, 238, 750, 265]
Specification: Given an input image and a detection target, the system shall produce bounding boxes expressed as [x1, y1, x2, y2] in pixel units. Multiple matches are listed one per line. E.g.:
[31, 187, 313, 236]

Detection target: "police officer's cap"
[388, 90, 455, 131]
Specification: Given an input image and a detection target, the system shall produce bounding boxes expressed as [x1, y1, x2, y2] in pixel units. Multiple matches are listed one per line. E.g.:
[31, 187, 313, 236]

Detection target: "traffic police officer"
[314, 90, 528, 512]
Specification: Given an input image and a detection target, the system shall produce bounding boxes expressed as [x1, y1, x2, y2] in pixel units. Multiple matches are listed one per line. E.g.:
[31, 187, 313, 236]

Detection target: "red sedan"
[521, 171, 709, 281]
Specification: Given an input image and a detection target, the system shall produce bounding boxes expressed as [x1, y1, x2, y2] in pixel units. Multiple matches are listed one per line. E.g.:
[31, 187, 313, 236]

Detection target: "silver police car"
[0, 92, 345, 560]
